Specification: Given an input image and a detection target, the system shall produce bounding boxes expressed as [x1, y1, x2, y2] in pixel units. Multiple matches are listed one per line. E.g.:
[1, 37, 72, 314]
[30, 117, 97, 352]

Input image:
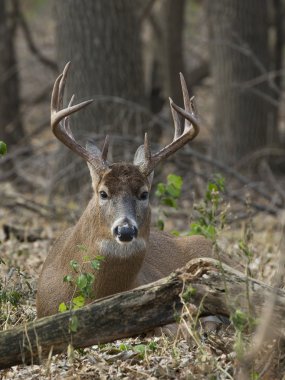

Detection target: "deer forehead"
[98, 163, 149, 196]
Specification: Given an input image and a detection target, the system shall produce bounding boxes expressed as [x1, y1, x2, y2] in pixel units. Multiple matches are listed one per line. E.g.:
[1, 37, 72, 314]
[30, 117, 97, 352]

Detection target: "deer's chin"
[115, 236, 135, 245]
[99, 238, 147, 258]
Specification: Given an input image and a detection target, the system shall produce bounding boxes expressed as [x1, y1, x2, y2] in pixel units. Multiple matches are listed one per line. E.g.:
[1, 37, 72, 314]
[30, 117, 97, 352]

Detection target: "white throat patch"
[99, 238, 146, 259]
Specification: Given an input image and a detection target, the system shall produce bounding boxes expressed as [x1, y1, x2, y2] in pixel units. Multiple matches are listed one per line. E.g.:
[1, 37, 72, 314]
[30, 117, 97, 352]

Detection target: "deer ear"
[86, 141, 102, 188]
[133, 145, 154, 186]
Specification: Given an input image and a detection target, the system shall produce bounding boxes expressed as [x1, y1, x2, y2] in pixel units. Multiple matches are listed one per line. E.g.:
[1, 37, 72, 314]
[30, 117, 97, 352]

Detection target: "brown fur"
[37, 163, 217, 318]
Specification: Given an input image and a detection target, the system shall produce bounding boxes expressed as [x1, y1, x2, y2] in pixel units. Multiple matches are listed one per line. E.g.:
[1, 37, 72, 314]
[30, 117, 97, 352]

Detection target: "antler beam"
[139, 73, 201, 176]
[51, 62, 109, 172]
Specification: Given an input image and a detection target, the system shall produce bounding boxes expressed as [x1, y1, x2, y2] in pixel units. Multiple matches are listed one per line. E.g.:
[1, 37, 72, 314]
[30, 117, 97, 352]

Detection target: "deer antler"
[51, 62, 109, 172]
[139, 73, 201, 176]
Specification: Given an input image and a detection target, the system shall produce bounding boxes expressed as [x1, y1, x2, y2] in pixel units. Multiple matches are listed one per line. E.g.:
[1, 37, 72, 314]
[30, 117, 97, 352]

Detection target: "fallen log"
[0, 257, 284, 369]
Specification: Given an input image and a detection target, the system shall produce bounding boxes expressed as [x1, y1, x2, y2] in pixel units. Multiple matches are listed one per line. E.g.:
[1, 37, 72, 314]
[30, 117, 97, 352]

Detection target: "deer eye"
[99, 191, 108, 200]
[139, 191, 149, 201]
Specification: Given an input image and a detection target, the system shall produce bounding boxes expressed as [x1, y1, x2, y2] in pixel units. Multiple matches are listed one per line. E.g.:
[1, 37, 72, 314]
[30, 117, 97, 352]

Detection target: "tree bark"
[162, 0, 186, 105]
[145, 0, 186, 112]
[0, 258, 284, 369]
[52, 0, 146, 196]
[206, 0, 278, 163]
[0, 0, 25, 172]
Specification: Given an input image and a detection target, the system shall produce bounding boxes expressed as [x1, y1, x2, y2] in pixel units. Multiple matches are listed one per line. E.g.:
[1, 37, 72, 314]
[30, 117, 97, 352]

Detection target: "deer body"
[37, 64, 213, 318]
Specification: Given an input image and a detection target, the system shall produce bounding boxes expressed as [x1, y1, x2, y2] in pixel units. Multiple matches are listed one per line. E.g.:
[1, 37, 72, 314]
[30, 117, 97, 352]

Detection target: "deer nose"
[113, 222, 138, 242]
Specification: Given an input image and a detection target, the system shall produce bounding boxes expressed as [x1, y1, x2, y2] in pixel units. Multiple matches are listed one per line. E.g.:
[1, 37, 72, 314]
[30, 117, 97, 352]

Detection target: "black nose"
[113, 224, 138, 242]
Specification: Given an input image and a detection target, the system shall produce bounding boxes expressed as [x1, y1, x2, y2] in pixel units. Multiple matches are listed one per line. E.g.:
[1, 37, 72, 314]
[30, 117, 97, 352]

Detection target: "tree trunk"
[52, 0, 146, 197]
[0, 258, 284, 369]
[145, 0, 186, 112]
[206, 0, 278, 163]
[162, 0, 186, 105]
[0, 0, 24, 171]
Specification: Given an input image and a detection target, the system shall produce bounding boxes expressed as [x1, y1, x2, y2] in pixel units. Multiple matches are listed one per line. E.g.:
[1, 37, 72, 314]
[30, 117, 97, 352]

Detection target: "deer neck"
[75, 199, 150, 299]
[93, 242, 146, 298]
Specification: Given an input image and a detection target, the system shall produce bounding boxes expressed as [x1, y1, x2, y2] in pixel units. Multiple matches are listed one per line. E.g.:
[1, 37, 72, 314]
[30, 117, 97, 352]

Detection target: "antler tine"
[139, 74, 201, 176]
[63, 94, 75, 140]
[180, 72, 193, 131]
[101, 135, 110, 162]
[169, 97, 182, 140]
[51, 73, 62, 114]
[170, 101, 200, 139]
[51, 62, 108, 172]
[144, 133, 151, 163]
[58, 61, 71, 109]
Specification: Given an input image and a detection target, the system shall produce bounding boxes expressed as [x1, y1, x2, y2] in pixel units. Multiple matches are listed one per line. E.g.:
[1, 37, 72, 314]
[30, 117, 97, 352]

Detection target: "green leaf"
[63, 274, 73, 283]
[70, 260, 79, 272]
[162, 197, 177, 208]
[58, 302, 67, 312]
[86, 272, 95, 284]
[188, 223, 216, 240]
[91, 259, 101, 270]
[83, 255, 90, 262]
[157, 219, 164, 231]
[148, 341, 157, 351]
[155, 183, 165, 197]
[231, 309, 248, 332]
[167, 174, 183, 189]
[0, 141, 7, 156]
[182, 286, 196, 302]
[134, 344, 147, 358]
[76, 274, 88, 290]
[119, 343, 130, 351]
[69, 315, 79, 333]
[72, 295, 85, 309]
[166, 184, 181, 198]
[95, 255, 105, 261]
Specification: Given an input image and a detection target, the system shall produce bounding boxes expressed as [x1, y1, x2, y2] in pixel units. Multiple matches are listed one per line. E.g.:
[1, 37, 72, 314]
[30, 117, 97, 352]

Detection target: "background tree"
[206, 0, 280, 164]
[143, 0, 186, 112]
[53, 0, 146, 196]
[0, 0, 25, 174]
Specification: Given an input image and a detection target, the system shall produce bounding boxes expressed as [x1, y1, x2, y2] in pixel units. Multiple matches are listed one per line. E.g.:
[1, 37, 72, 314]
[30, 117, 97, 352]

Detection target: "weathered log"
[0, 257, 284, 370]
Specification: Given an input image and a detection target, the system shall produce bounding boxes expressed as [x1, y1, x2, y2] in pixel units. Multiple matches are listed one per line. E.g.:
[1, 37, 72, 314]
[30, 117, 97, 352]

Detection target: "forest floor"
[0, 181, 285, 379]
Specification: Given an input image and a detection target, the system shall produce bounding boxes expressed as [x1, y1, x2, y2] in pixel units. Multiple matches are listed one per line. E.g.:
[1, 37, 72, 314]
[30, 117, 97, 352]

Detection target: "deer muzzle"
[112, 219, 138, 243]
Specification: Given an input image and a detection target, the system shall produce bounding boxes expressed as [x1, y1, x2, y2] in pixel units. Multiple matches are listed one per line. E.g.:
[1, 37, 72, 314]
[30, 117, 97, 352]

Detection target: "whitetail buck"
[37, 62, 215, 318]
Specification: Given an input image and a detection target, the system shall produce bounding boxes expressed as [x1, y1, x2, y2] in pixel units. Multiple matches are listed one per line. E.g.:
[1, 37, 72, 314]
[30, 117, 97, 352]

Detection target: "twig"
[179, 163, 279, 216]
[180, 148, 282, 207]
[259, 160, 285, 204]
[15, 1, 57, 72]
[234, 147, 285, 171]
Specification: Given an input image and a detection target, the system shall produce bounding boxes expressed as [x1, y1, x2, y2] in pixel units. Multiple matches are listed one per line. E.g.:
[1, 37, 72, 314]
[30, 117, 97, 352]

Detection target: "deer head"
[51, 62, 201, 246]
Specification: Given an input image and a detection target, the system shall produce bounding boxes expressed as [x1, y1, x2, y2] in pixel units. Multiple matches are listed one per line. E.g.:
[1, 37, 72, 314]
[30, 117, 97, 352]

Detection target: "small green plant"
[189, 174, 227, 241]
[155, 173, 228, 240]
[182, 285, 196, 302]
[231, 308, 257, 359]
[155, 174, 183, 230]
[58, 245, 104, 332]
[0, 141, 7, 156]
[118, 341, 157, 359]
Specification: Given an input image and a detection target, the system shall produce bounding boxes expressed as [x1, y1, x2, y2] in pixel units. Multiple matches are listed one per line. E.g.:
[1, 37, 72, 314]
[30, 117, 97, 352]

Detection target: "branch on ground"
[0, 258, 284, 369]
